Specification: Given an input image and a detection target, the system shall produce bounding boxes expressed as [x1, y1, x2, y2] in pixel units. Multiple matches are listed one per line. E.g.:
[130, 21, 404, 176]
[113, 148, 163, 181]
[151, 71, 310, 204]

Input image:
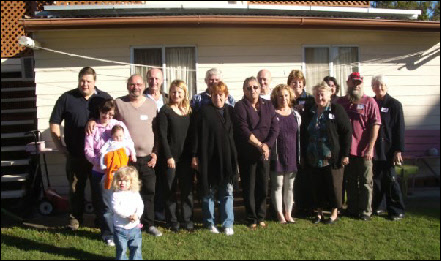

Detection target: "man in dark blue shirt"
[190, 68, 235, 111]
[50, 67, 111, 230]
[371, 75, 405, 221]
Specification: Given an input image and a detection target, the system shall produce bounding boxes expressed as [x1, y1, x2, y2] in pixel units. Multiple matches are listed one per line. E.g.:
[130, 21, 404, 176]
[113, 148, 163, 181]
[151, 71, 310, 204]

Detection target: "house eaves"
[21, 15, 440, 32]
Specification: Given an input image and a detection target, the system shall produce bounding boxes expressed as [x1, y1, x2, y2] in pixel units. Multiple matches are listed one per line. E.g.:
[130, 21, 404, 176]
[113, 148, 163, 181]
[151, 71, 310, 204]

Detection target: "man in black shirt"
[371, 75, 405, 221]
[50, 67, 111, 230]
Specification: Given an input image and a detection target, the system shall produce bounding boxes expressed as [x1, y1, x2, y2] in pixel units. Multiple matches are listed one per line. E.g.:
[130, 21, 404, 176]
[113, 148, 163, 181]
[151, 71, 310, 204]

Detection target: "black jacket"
[373, 93, 405, 161]
[193, 104, 238, 196]
[301, 102, 352, 169]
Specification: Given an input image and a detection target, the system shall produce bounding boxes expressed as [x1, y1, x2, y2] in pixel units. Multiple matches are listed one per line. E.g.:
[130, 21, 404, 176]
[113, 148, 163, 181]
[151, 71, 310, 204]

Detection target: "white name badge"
[381, 107, 389, 113]
[329, 113, 335, 119]
[140, 115, 149, 121]
[357, 104, 365, 110]
[299, 101, 305, 105]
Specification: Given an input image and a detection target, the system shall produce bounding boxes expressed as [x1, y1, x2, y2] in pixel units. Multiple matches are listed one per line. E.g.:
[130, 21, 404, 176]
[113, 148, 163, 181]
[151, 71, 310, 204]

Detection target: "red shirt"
[337, 94, 381, 157]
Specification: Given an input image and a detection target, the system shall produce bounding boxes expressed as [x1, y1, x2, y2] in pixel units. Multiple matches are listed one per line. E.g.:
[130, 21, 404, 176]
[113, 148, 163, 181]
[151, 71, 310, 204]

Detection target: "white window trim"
[130, 45, 198, 94]
[302, 44, 361, 77]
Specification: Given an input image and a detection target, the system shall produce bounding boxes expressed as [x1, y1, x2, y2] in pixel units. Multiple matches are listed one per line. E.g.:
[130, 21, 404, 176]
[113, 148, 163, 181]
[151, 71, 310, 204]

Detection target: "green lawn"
[1, 198, 440, 260]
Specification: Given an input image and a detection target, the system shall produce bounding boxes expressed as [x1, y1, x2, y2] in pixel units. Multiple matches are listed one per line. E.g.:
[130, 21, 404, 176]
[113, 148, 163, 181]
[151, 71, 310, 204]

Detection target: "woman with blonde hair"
[158, 80, 194, 232]
[270, 84, 301, 224]
[301, 81, 352, 224]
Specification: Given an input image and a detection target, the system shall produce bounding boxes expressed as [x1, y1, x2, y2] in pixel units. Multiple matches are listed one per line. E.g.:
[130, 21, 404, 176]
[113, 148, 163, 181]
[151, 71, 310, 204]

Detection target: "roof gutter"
[20, 16, 440, 32]
[40, 4, 422, 20]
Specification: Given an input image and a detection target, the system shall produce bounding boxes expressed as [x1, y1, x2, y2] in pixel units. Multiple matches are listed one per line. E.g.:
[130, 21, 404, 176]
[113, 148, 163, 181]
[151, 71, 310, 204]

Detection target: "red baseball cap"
[348, 72, 363, 83]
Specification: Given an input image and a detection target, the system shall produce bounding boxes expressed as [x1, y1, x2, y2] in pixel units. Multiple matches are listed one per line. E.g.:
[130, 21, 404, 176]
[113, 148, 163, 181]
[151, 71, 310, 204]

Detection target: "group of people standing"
[50, 66, 406, 259]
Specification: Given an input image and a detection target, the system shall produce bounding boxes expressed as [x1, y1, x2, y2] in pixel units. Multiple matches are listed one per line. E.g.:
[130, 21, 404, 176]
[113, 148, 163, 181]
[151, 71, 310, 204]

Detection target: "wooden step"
[1, 97, 36, 103]
[1, 87, 35, 92]
[1, 174, 27, 182]
[1, 146, 27, 152]
[1, 120, 34, 126]
[1, 189, 26, 199]
[1, 108, 37, 114]
[1, 160, 30, 167]
[1, 132, 33, 139]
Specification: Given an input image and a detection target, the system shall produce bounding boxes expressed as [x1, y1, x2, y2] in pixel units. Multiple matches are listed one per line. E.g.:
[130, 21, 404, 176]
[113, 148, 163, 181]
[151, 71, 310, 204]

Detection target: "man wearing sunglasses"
[233, 76, 280, 230]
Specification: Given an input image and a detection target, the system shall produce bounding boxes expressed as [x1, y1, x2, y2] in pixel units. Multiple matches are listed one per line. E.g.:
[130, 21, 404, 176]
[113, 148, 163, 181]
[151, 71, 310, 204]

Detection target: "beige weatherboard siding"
[33, 27, 440, 194]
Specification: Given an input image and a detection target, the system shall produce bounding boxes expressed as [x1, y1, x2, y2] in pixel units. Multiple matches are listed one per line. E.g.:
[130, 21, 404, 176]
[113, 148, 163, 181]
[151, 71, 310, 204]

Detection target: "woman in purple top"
[234, 76, 279, 229]
[270, 84, 301, 224]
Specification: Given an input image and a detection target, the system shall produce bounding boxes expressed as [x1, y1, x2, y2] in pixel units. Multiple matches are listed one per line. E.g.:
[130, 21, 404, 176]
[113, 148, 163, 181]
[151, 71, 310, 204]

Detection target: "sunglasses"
[246, 85, 260, 91]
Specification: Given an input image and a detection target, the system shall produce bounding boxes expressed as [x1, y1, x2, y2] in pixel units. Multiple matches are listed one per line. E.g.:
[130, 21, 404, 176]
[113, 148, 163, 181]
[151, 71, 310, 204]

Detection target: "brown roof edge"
[20, 16, 441, 32]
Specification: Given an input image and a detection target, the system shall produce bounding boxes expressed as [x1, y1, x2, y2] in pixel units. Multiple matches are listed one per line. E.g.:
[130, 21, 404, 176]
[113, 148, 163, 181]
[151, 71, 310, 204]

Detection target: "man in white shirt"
[144, 68, 167, 112]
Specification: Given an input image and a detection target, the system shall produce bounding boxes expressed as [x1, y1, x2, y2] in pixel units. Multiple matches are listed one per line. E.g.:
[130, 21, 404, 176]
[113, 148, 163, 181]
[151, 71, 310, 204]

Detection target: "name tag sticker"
[299, 101, 305, 105]
[381, 107, 389, 113]
[357, 104, 365, 110]
[140, 115, 149, 121]
[329, 113, 335, 119]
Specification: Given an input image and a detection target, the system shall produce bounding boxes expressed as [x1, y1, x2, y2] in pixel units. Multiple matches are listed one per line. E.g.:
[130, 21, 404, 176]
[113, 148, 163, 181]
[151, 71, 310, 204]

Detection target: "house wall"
[33, 27, 440, 194]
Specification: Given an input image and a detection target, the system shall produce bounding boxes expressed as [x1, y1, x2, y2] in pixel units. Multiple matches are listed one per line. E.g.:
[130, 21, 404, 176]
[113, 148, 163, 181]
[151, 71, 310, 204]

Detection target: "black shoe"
[390, 213, 405, 221]
[312, 216, 322, 224]
[324, 218, 338, 225]
[169, 223, 180, 233]
[360, 215, 371, 221]
[184, 222, 194, 232]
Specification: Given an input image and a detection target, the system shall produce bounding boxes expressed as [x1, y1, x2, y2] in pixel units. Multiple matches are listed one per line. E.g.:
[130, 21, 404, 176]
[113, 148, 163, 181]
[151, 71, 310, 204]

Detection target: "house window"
[131, 46, 197, 97]
[304, 46, 359, 96]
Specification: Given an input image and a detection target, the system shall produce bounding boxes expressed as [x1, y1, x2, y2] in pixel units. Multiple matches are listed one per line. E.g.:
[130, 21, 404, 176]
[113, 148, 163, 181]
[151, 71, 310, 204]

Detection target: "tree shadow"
[1, 234, 111, 260]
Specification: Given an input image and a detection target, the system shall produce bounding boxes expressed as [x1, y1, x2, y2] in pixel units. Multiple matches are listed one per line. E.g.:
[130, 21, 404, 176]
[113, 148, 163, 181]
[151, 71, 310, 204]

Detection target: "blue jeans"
[100, 175, 114, 242]
[114, 226, 143, 260]
[202, 183, 234, 228]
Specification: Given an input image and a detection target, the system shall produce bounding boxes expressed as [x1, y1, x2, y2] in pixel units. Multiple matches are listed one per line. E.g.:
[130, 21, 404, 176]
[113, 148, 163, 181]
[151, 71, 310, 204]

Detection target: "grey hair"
[243, 76, 260, 89]
[312, 81, 332, 95]
[372, 75, 387, 86]
[205, 68, 222, 80]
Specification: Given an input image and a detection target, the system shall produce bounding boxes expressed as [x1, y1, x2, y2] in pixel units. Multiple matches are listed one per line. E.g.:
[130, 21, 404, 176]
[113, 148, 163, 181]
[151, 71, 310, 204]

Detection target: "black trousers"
[129, 156, 156, 228]
[239, 159, 270, 225]
[294, 167, 314, 215]
[164, 160, 193, 226]
[372, 160, 405, 216]
[66, 156, 93, 224]
[310, 166, 344, 209]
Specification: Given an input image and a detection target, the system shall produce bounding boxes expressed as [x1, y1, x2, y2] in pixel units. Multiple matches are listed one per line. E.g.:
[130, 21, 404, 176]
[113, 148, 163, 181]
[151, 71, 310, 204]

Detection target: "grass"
[1, 196, 440, 260]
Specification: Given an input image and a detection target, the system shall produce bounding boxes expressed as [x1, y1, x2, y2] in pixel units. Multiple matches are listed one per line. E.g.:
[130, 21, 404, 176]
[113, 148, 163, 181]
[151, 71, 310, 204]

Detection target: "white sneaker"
[148, 226, 163, 237]
[208, 226, 220, 234]
[224, 227, 234, 236]
[106, 239, 115, 247]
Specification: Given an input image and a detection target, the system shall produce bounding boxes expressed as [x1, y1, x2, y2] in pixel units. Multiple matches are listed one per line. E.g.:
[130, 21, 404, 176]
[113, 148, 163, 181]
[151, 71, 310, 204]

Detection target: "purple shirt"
[234, 97, 279, 162]
[336, 94, 381, 157]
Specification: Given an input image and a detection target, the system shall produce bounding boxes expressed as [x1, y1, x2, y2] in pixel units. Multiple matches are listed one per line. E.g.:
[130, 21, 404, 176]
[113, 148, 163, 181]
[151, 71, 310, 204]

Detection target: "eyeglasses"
[246, 85, 259, 91]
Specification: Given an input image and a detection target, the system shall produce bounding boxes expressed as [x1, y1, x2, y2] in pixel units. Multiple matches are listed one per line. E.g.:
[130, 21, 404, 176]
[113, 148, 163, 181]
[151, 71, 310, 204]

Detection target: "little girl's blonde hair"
[112, 166, 141, 192]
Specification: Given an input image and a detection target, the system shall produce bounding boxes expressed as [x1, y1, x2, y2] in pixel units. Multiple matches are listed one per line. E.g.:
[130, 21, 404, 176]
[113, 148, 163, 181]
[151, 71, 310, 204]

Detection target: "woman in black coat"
[192, 81, 238, 236]
[301, 81, 352, 224]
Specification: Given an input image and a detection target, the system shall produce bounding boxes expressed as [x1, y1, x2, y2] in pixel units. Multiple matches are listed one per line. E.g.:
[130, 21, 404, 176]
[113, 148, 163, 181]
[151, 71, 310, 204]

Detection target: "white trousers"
[271, 172, 296, 214]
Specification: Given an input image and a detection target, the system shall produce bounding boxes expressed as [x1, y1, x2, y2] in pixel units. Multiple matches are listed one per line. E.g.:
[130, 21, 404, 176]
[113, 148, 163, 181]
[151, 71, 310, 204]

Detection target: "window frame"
[130, 45, 199, 94]
[302, 45, 360, 95]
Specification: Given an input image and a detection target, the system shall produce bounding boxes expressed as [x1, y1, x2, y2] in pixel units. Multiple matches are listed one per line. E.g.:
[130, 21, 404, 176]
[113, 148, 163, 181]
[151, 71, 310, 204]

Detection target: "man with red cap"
[336, 72, 381, 221]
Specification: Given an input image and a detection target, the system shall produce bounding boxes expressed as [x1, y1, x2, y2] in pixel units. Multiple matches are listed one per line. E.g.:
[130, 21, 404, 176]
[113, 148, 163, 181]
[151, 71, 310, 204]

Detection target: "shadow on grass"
[1, 234, 110, 260]
[405, 196, 440, 220]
